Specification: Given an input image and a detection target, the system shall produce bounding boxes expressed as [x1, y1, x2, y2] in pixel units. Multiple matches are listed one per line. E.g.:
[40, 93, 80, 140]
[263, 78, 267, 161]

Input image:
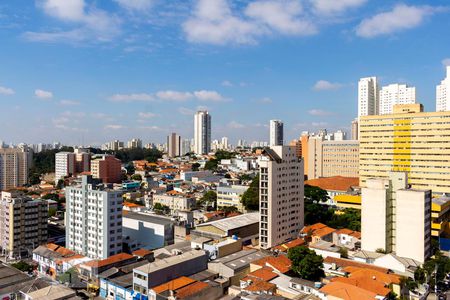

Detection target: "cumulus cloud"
[59, 99, 80, 106]
[356, 4, 441, 38]
[178, 107, 195, 115]
[25, 0, 120, 43]
[183, 0, 317, 45]
[105, 124, 125, 130]
[442, 58, 450, 67]
[114, 0, 154, 11]
[313, 80, 342, 91]
[221, 80, 233, 87]
[0, 86, 14, 95]
[312, 121, 328, 127]
[310, 0, 367, 15]
[35, 89, 53, 99]
[228, 121, 245, 129]
[259, 97, 273, 103]
[109, 93, 154, 102]
[308, 109, 332, 116]
[155, 90, 193, 101]
[138, 112, 157, 118]
[194, 90, 228, 102]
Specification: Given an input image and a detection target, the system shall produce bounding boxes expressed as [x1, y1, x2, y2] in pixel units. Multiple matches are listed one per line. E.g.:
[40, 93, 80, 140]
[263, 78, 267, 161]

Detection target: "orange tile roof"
[313, 226, 336, 238]
[320, 281, 378, 300]
[123, 202, 144, 208]
[55, 246, 76, 257]
[346, 267, 401, 285]
[152, 277, 196, 294]
[132, 249, 153, 257]
[301, 223, 328, 233]
[167, 190, 182, 195]
[243, 279, 277, 293]
[243, 267, 278, 282]
[174, 281, 209, 299]
[159, 168, 178, 174]
[335, 229, 361, 239]
[323, 257, 389, 274]
[253, 255, 292, 274]
[305, 176, 359, 192]
[273, 238, 306, 252]
[47, 243, 60, 251]
[331, 277, 390, 296]
[83, 253, 134, 268]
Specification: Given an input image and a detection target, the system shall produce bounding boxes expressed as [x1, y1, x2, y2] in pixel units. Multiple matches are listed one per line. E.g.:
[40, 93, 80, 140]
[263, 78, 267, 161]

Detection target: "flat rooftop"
[134, 250, 205, 274]
[123, 211, 174, 226]
[196, 212, 259, 232]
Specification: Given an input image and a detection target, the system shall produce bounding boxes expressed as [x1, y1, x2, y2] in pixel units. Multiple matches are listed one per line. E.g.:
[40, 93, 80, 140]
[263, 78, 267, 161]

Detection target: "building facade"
[259, 146, 304, 249]
[437, 66, 450, 112]
[194, 111, 211, 155]
[358, 77, 379, 117]
[379, 83, 416, 115]
[127, 138, 143, 149]
[0, 191, 48, 259]
[90, 155, 122, 184]
[167, 133, 181, 158]
[351, 119, 359, 140]
[0, 148, 32, 191]
[152, 194, 195, 211]
[269, 120, 283, 146]
[216, 184, 249, 212]
[359, 103, 450, 194]
[54, 152, 75, 183]
[65, 176, 123, 259]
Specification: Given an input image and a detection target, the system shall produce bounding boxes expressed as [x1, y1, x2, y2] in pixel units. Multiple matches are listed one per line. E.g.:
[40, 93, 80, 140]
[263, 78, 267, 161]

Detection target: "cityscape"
[1, 1, 450, 300]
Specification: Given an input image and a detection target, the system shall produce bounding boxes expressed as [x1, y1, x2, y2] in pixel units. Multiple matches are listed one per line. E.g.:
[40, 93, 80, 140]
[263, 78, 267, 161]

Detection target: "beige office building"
[0, 148, 32, 191]
[361, 172, 431, 263]
[359, 103, 450, 194]
[307, 137, 359, 179]
[259, 146, 304, 249]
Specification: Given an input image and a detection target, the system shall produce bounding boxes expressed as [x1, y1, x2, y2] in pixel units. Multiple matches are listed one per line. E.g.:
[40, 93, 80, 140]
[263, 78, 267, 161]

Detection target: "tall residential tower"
[358, 77, 379, 117]
[269, 120, 283, 146]
[437, 66, 450, 112]
[194, 111, 211, 155]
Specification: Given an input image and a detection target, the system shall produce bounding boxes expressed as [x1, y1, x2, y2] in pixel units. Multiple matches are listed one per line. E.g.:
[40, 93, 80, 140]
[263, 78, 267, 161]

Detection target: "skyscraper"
[55, 152, 75, 183]
[167, 133, 181, 157]
[194, 111, 211, 155]
[379, 83, 416, 115]
[0, 148, 32, 191]
[437, 66, 450, 112]
[269, 120, 283, 146]
[351, 118, 359, 140]
[358, 77, 379, 117]
[259, 146, 304, 249]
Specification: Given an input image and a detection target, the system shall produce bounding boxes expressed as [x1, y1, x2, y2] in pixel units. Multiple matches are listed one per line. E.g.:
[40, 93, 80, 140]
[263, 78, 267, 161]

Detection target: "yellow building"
[360, 103, 450, 194]
[334, 194, 361, 209]
[432, 197, 450, 237]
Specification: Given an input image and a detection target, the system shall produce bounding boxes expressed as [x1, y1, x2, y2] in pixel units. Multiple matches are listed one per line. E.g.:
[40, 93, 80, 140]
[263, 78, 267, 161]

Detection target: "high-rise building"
[65, 175, 123, 259]
[334, 130, 346, 141]
[181, 139, 191, 156]
[194, 111, 211, 155]
[359, 103, 450, 194]
[221, 137, 229, 150]
[289, 139, 302, 158]
[55, 152, 76, 183]
[351, 119, 359, 140]
[258, 146, 304, 249]
[90, 155, 122, 184]
[167, 133, 181, 158]
[361, 172, 431, 263]
[0, 148, 32, 191]
[358, 77, 379, 117]
[74, 148, 90, 173]
[379, 83, 416, 115]
[269, 120, 283, 146]
[127, 138, 143, 149]
[0, 191, 48, 258]
[437, 66, 450, 112]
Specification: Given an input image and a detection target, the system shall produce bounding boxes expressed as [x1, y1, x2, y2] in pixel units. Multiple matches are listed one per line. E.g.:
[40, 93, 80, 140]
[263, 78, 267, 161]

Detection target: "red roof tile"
[305, 176, 359, 192]
[175, 281, 209, 299]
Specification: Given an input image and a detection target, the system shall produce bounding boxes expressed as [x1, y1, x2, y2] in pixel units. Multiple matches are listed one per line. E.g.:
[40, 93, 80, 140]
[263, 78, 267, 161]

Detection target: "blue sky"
[0, 0, 449, 146]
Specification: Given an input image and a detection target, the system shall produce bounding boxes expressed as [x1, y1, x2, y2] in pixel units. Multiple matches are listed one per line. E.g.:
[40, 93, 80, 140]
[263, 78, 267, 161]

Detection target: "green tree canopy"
[191, 163, 200, 171]
[304, 185, 330, 202]
[11, 261, 34, 273]
[199, 191, 217, 210]
[131, 174, 142, 181]
[288, 246, 324, 281]
[241, 176, 259, 211]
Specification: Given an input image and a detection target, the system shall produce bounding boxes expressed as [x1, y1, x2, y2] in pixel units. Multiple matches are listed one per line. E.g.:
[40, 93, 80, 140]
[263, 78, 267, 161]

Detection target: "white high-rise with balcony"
[55, 152, 75, 183]
[194, 111, 211, 155]
[269, 120, 283, 146]
[358, 77, 379, 117]
[379, 83, 416, 115]
[258, 146, 304, 249]
[437, 66, 450, 112]
[65, 175, 123, 259]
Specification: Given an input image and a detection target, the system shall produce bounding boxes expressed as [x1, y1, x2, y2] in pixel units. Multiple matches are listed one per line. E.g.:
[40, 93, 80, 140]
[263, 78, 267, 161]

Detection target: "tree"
[131, 174, 142, 181]
[304, 185, 330, 202]
[414, 267, 426, 284]
[219, 206, 239, 214]
[49, 208, 57, 217]
[288, 246, 324, 281]
[199, 191, 217, 210]
[11, 261, 34, 273]
[153, 203, 170, 214]
[42, 193, 59, 201]
[338, 247, 348, 259]
[192, 163, 200, 171]
[125, 162, 135, 174]
[241, 176, 259, 211]
[204, 159, 218, 171]
[56, 179, 64, 189]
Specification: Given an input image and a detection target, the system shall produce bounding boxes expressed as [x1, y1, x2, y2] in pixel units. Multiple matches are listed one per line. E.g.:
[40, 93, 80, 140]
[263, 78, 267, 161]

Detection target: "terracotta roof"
[335, 228, 361, 239]
[243, 267, 279, 282]
[47, 243, 60, 251]
[123, 202, 144, 208]
[324, 257, 389, 274]
[132, 249, 153, 257]
[320, 281, 378, 300]
[175, 281, 209, 299]
[301, 223, 328, 233]
[167, 190, 182, 195]
[313, 226, 336, 238]
[305, 176, 359, 192]
[243, 279, 277, 293]
[152, 277, 196, 294]
[54, 246, 76, 257]
[273, 238, 306, 252]
[82, 253, 134, 268]
[331, 277, 390, 296]
[160, 168, 178, 174]
[346, 267, 401, 285]
[253, 255, 292, 274]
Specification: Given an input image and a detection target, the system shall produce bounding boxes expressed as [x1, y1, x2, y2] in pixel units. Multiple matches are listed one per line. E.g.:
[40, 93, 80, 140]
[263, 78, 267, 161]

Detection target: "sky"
[0, 0, 449, 146]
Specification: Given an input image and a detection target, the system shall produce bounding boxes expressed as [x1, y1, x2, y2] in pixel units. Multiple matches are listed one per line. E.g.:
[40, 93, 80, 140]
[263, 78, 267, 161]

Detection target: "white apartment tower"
[167, 133, 181, 158]
[269, 120, 284, 146]
[55, 152, 76, 183]
[358, 77, 379, 117]
[259, 146, 304, 249]
[379, 83, 416, 115]
[194, 111, 211, 155]
[437, 66, 450, 112]
[127, 138, 143, 149]
[65, 175, 124, 259]
[361, 172, 431, 263]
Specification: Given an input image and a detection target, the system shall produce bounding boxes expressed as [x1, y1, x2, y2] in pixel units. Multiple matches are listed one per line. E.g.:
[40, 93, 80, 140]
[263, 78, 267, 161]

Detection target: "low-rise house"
[150, 277, 223, 300]
[21, 285, 76, 300]
[305, 176, 360, 206]
[301, 223, 336, 244]
[323, 256, 389, 277]
[272, 238, 305, 253]
[372, 253, 422, 277]
[0, 264, 50, 299]
[319, 281, 378, 300]
[308, 240, 341, 259]
[250, 255, 292, 274]
[332, 229, 361, 250]
[78, 253, 137, 284]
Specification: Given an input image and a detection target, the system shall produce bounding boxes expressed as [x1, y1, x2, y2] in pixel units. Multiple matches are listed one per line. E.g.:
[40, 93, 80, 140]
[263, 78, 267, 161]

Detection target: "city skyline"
[1, 1, 450, 145]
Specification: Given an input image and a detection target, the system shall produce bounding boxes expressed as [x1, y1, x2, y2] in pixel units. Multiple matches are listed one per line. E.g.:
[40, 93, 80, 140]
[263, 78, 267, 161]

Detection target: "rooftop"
[196, 212, 259, 232]
[323, 257, 388, 274]
[135, 250, 206, 275]
[305, 176, 359, 192]
[152, 276, 196, 294]
[123, 211, 174, 226]
[82, 253, 134, 269]
[320, 281, 378, 300]
[211, 249, 268, 271]
[252, 255, 292, 274]
[174, 281, 209, 299]
[243, 267, 278, 282]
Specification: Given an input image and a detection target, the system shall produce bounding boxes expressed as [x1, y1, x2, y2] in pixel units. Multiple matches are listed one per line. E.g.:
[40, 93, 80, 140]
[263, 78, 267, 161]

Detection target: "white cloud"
[138, 112, 157, 119]
[59, 99, 80, 106]
[105, 124, 125, 130]
[259, 97, 273, 103]
[221, 80, 233, 87]
[109, 93, 154, 102]
[356, 4, 440, 38]
[245, 0, 317, 35]
[156, 90, 193, 101]
[228, 121, 245, 129]
[442, 58, 450, 67]
[313, 80, 342, 91]
[26, 0, 121, 43]
[308, 109, 332, 116]
[194, 90, 228, 102]
[310, 0, 367, 15]
[35, 89, 53, 99]
[178, 107, 195, 115]
[138, 125, 162, 131]
[114, 0, 154, 11]
[0, 86, 14, 95]
[312, 121, 328, 127]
